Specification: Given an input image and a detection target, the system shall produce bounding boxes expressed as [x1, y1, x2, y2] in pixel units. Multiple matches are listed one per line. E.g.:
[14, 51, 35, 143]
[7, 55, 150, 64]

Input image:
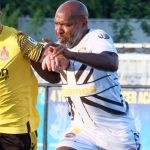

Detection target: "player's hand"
[41, 38, 59, 71]
[55, 55, 70, 71]
[42, 38, 71, 59]
[41, 54, 52, 71]
[41, 38, 70, 71]
[42, 54, 69, 72]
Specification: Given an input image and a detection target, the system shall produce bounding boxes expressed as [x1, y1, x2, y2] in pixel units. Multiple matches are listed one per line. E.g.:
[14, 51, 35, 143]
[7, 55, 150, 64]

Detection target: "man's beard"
[62, 31, 83, 49]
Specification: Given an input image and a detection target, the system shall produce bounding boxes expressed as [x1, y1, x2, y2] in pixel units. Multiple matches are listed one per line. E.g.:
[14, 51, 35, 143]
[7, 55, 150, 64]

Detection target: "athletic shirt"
[60, 29, 134, 129]
[0, 25, 43, 133]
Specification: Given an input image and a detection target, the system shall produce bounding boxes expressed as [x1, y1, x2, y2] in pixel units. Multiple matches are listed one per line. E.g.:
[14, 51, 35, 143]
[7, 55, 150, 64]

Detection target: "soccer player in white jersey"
[42, 0, 141, 150]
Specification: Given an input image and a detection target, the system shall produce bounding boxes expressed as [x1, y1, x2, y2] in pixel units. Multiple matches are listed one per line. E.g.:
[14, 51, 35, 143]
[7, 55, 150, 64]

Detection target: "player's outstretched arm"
[42, 39, 118, 72]
[66, 51, 119, 72]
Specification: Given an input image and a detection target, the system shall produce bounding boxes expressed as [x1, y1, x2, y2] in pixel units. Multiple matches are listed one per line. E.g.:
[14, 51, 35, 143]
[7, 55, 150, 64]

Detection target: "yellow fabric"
[0, 25, 41, 133]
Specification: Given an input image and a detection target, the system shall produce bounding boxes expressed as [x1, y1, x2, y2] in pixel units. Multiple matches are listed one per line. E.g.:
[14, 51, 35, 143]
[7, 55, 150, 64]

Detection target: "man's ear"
[81, 16, 88, 28]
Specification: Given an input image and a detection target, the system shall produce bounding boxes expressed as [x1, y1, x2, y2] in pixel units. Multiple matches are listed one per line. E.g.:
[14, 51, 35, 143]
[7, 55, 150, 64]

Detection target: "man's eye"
[65, 24, 72, 27]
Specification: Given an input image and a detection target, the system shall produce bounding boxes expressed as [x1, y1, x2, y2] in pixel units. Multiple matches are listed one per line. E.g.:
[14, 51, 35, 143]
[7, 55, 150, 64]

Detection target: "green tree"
[1, 0, 150, 42]
[112, 0, 150, 42]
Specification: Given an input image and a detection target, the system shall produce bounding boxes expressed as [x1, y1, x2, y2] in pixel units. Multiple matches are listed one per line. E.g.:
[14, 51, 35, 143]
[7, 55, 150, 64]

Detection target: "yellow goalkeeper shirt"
[0, 25, 43, 133]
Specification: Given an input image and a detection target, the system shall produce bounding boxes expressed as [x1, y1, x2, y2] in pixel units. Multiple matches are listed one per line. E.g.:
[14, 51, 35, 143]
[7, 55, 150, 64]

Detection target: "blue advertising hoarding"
[37, 86, 150, 150]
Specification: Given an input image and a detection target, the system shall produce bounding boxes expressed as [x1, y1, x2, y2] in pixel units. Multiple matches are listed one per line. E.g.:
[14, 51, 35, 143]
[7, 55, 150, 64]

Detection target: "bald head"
[55, 0, 89, 19]
[54, 0, 89, 48]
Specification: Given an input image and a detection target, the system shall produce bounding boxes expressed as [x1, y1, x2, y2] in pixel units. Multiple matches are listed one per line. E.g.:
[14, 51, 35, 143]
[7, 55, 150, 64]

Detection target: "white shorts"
[57, 125, 141, 150]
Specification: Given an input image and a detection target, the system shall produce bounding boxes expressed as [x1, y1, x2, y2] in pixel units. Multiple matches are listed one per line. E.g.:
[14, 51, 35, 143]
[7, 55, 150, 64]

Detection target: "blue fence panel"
[37, 85, 150, 150]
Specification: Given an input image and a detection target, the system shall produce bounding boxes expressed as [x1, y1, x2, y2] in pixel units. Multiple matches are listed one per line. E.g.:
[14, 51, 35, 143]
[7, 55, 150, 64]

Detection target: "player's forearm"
[67, 51, 118, 71]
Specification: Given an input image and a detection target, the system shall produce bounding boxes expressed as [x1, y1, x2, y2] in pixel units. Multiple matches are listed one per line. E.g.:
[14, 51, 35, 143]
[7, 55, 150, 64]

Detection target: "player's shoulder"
[3, 25, 18, 35]
[88, 29, 111, 40]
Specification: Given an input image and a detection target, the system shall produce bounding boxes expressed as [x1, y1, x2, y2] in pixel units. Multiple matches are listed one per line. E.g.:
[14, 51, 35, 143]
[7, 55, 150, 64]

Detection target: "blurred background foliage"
[1, 0, 150, 42]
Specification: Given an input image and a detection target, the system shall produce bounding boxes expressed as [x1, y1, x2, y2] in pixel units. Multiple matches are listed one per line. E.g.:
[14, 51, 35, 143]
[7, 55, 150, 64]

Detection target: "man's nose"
[56, 25, 64, 35]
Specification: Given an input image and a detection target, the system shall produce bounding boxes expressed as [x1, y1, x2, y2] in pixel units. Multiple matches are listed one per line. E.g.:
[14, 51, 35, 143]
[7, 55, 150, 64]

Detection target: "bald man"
[42, 1, 141, 150]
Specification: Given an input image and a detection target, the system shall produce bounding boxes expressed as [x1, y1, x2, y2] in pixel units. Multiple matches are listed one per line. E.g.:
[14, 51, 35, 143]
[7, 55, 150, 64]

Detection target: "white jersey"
[60, 29, 134, 130]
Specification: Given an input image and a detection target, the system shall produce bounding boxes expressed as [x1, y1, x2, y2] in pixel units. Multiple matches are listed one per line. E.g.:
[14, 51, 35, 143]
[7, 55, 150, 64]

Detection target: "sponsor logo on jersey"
[62, 86, 96, 97]
[65, 132, 76, 138]
[27, 36, 38, 45]
[0, 47, 9, 60]
[70, 128, 81, 134]
[98, 33, 110, 39]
